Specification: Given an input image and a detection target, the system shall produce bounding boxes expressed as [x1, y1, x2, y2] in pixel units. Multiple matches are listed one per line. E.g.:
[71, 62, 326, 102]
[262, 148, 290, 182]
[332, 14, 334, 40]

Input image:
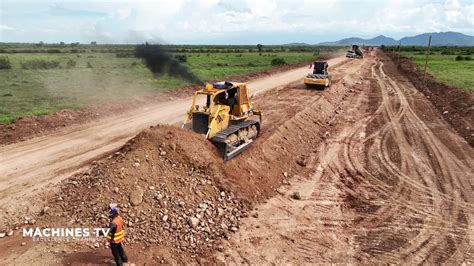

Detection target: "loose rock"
[129, 186, 144, 206]
[296, 156, 308, 167]
[291, 192, 302, 200]
[188, 217, 200, 228]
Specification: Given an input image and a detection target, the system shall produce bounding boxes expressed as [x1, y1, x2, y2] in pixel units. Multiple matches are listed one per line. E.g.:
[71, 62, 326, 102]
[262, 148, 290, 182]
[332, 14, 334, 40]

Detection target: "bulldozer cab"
[186, 81, 253, 135]
[206, 81, 251, 118]
[313, 61, 328, 75]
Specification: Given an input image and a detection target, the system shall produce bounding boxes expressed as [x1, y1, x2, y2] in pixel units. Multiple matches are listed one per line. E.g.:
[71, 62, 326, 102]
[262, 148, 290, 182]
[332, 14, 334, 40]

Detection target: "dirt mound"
[0, 102, 147, 146]
[39, 125, 249, 254]
[0, 109, 93, 145]
[386, 52, 474, 146]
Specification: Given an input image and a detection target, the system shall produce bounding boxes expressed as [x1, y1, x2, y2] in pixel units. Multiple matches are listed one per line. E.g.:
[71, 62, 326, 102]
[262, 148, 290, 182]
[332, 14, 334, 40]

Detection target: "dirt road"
[0, 57, 346, 223]
[217, 52, 473, 264]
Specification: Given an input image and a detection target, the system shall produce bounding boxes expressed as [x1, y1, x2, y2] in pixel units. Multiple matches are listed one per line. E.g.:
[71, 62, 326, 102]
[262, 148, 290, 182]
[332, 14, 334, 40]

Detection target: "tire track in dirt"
[216, 51, 473, 264]
[347, 58, 472, 264]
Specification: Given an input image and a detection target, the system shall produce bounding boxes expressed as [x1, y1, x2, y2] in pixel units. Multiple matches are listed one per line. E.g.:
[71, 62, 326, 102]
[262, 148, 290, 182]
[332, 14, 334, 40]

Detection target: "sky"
[0, 0, 473, 44]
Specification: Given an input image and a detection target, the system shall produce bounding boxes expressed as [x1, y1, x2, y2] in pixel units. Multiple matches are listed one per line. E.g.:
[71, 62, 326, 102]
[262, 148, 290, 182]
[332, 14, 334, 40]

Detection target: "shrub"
[465, 56, 472, 61]
[66, 59, 76, 68]
[87, 62, 93, 68]
[116, 52, 134, 58]
[21, 59, 60, 69]
[46, 49, 61, 53]
[131, 62, 138, 67]
[455, 55, 464, 61]
[441, 50, 455, 55]
[174, 54, 187, 63]
[271, 58, 287, 66]
[0, 56, 12, 69]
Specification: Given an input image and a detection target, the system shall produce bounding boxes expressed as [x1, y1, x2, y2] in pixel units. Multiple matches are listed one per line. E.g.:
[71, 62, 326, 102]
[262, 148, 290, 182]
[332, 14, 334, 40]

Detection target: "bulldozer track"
[211, 119, 260, 160]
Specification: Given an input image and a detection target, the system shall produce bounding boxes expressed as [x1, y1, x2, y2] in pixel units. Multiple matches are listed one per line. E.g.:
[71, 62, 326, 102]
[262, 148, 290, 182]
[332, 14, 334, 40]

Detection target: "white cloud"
[0, 24, 15, 31]
[114, 7, 132, 20]
[0, 0, 473, 43]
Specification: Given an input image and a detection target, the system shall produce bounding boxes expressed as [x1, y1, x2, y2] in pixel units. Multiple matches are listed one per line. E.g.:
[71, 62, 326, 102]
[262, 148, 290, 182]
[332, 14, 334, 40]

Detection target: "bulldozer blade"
[224, 140, 253, 160]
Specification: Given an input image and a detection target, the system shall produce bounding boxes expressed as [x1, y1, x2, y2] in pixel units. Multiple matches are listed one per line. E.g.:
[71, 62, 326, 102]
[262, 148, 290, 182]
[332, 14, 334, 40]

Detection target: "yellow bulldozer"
[183, 81, 262, 160]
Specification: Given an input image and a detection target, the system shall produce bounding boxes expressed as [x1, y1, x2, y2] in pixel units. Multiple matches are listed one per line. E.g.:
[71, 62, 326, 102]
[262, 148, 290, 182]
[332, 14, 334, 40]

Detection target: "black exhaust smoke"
[135, 44, 203, 84]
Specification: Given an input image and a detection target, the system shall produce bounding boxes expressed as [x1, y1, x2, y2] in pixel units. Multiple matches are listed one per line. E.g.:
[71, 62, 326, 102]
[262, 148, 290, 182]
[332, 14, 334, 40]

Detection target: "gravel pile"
[40, 125, 249, 253]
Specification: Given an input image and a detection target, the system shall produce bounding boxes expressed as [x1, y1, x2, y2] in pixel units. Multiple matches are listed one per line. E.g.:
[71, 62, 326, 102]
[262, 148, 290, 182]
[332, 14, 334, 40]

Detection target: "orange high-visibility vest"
[107, 216, 124, 243]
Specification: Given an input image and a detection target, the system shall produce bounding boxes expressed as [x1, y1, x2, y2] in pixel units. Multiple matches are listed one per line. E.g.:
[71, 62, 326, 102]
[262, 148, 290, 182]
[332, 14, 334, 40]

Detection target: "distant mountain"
[400, 32, 474, 46]
[318, 32, 474, 46]
[282, 42, 311, 46]
[319, 35, 397, 46]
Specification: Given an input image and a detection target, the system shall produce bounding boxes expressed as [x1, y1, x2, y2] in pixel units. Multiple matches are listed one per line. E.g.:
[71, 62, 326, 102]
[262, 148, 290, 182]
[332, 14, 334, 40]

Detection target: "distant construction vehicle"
[304, 61, 330, 89]
[346, 44, 363, 58]
[184, 81, 262, 160]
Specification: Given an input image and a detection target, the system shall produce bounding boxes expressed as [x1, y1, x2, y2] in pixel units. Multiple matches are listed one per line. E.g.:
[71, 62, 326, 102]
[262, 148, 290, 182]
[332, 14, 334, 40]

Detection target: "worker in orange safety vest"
[107, 207, 128, 266]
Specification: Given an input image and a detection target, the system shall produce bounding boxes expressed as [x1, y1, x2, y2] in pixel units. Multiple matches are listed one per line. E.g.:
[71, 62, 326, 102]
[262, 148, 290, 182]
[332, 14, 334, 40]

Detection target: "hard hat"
[108, 207, 119, 216]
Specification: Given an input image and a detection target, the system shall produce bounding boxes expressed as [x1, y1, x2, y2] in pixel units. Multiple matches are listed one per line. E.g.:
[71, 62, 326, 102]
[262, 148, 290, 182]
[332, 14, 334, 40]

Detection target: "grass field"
[400, 51, 474, 91]
[0, 44, 341, 124]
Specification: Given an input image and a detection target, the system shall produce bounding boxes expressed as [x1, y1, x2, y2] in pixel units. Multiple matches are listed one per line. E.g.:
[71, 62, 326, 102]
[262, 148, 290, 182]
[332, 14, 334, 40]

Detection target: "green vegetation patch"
[382, 46, 474, 91]
[400, 50, 474, 91]
[0, 43, 342, 123]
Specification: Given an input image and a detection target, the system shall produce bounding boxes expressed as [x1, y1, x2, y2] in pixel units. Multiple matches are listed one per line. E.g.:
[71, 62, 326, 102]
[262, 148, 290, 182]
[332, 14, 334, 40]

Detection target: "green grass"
[187, 52, 314, 80]
[0, 44, 340, 124]
[0, 53, 162, 123]
[400, 51, 474, 91]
